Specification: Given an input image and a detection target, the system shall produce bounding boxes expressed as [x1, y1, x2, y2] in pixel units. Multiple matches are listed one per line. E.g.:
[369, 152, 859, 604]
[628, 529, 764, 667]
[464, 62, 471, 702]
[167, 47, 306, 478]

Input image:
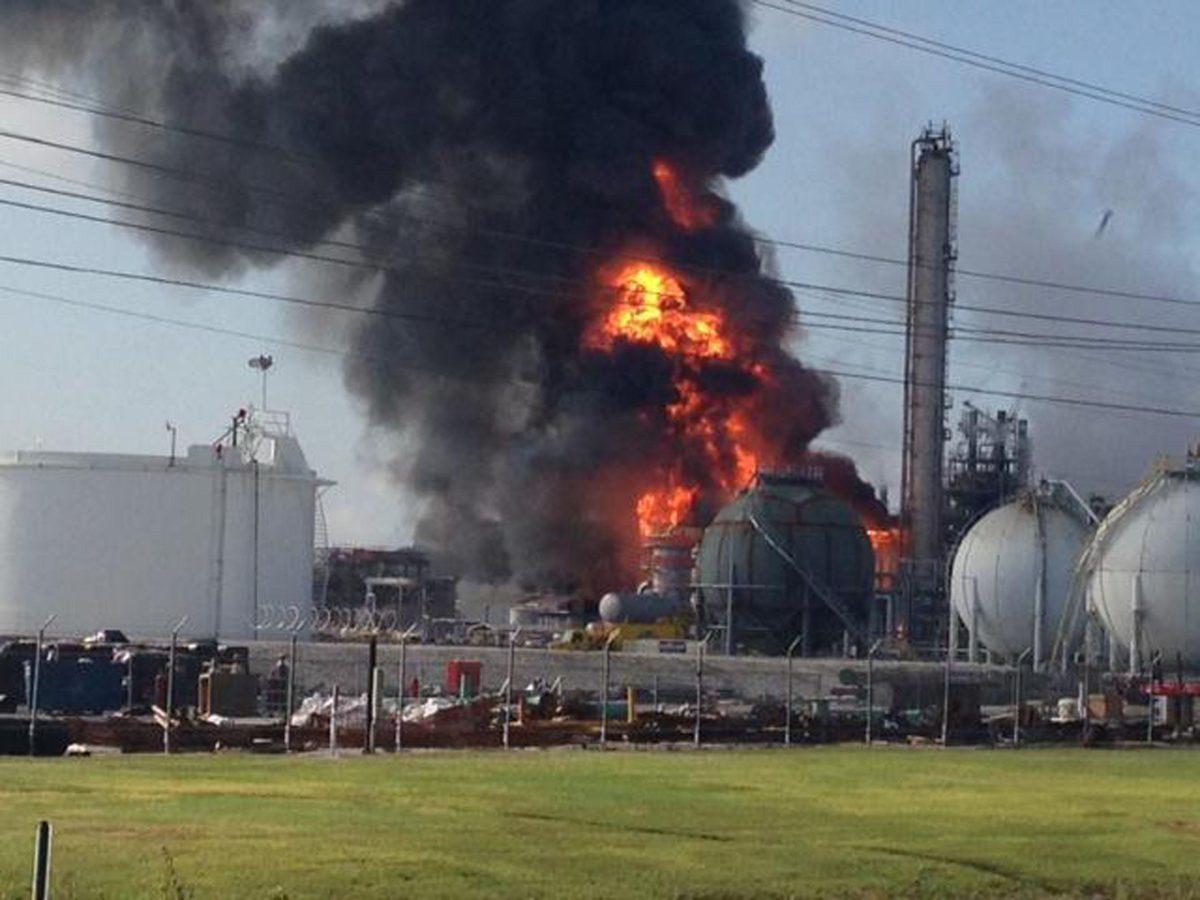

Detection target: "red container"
[446, 660, 483, 698]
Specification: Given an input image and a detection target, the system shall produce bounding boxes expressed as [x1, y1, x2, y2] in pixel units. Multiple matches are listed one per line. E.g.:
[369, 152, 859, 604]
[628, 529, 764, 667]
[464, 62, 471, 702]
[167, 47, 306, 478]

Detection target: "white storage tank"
[0, 410, 329, 641]
[949, 482, 1094, 669]
[1085, 463, 1200, 670]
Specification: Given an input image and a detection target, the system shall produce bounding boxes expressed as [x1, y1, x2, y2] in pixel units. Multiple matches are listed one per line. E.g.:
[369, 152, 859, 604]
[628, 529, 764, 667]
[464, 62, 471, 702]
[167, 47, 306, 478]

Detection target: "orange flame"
[653, 159, 718, 231]
[584, 255, 759, 536]
[586, 264, 730, 359]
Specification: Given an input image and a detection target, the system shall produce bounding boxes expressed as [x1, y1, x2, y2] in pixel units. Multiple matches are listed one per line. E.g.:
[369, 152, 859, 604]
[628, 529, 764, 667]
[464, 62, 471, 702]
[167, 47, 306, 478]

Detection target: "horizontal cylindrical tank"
[598, 591, 690, 625]
[695, 473, 874, 655]
[950, 487, 1091, 663]
[1087, 467, 1200, 668]
[0, 414, 326, 641]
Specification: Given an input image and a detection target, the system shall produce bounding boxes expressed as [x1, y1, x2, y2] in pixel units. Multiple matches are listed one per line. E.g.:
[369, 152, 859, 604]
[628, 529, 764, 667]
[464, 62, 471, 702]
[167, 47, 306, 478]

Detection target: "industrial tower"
[900, 125, 957, 636]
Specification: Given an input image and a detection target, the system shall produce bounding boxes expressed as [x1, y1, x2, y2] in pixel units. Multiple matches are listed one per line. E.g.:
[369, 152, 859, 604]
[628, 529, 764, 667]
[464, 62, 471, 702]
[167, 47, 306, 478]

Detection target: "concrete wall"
[247, 640, 1011, 705]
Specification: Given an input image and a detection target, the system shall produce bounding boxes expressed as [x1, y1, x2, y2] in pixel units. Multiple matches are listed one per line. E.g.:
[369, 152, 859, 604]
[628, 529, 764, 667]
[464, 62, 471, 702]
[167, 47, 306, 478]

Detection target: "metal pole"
[785, 634, 802, 747]
[364, 634, 378, 755]
[504, 628, 521, 749]
[284, 634, 297, 753]
[164, 616, 187, 756]
[941, 619, 952, 746]
[1147, 651, 1162, 746]
[652, 674, 659, 710]
[32, 820, 52, 900]
[866, 638, 883, 745]
[1013, 647, 1031, 747]
[395, 629, 411, 752]
[330, 685, 339, 755]
[599, 629, 618, 749]
[694, 636, 704, 749]
[27, 615, 55, 758]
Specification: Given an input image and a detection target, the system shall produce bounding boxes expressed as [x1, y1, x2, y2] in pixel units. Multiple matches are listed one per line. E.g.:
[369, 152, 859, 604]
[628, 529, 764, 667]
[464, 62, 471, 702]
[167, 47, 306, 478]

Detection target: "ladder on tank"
[746, 504, 868, 645]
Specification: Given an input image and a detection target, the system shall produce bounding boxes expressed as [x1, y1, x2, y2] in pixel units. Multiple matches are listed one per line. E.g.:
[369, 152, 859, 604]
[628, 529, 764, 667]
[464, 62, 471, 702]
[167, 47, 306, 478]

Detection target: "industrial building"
[0, 409, 327, 641]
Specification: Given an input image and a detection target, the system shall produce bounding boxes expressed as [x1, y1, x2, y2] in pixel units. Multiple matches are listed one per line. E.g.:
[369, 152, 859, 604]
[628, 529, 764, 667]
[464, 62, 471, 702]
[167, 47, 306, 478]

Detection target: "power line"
[2, 277, 1197, 420]
[6, 238, 1200, 358]
[775, 1, 1200, 121]
[0, 80, 314, 161]
[750, 0, 1200, 129]
[6, 176, 1200, 351]
[6, 122, 1200, 321]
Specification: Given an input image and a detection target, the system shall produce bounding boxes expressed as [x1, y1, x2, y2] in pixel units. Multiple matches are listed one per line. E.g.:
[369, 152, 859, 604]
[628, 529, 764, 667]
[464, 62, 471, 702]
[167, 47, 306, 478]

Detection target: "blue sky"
[0, 0, 1196, 546]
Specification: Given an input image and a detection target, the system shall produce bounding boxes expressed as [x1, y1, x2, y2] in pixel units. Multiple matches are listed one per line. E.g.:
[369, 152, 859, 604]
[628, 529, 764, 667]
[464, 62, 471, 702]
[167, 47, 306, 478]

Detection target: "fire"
[653, 159, 718, 231]
[586, 264, 729, 359]
[584, 255, 759, 537]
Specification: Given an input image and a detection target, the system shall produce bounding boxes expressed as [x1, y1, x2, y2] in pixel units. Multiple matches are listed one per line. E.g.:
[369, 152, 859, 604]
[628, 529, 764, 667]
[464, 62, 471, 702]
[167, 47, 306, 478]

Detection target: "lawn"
[1, 746, 1198, 898]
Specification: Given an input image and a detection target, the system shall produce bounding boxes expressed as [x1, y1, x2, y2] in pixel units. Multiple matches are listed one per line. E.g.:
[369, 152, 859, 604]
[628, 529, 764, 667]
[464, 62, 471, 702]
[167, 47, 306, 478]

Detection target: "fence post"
[32, 820, 52, 900]
[365, 635, 378, 755]
[694, 638, 704, 749]
[330, 685, 339, 755]
[865, 639, 883, 745]
[504, 628, 521, 749]
[599, 630, 620, 749]
[283, 634, 297, 752]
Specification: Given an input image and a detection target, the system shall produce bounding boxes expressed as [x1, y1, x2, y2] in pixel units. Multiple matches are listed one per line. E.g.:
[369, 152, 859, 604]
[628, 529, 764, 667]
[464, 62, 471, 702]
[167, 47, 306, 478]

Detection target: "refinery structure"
[2, 120, 1199, 758]
[0, 409, 326, 641]
[0, 124, 1193, 685]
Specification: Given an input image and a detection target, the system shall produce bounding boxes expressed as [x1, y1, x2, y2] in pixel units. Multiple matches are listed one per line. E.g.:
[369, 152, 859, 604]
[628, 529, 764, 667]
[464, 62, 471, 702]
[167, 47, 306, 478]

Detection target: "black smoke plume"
[2, 0, 844, 593]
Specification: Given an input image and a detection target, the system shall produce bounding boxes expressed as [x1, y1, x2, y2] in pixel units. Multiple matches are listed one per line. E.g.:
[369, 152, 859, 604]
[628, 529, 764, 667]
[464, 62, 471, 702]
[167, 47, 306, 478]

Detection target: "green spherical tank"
[695, 473, 875, 655]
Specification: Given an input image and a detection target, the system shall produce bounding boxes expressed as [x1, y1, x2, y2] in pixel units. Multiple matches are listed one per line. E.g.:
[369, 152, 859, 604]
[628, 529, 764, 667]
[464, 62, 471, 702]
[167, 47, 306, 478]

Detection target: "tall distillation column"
[900, 125, 957, 634]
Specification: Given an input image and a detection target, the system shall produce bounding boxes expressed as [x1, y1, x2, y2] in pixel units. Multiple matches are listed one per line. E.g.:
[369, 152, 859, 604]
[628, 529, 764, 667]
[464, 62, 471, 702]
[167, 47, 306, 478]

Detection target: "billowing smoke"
[2, 0, 861, 592]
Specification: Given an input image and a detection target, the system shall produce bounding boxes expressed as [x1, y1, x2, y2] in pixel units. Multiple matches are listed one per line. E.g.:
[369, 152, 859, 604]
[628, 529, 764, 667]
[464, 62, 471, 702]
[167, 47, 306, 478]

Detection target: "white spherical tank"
[950, 488, 1091, 661]
[1088, 468, 1200, 668]
[0, 411, 327, 641]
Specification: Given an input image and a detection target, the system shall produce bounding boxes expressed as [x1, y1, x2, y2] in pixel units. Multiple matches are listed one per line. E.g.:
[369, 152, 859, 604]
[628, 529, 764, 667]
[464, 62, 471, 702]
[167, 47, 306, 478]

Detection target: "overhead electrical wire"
[749, 0, 1200, 129]
[4, 178, 1200, 353]
[3, 239, 1200, 356]
[3, 119, 1200, 318]
[2, 75, 1198, 415]
[1, 277, 1197, 422]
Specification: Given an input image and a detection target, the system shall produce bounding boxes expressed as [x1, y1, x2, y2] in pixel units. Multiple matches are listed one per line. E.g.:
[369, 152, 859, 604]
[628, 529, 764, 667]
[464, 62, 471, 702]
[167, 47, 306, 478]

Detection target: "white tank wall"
[950, 497, 1089, 659]
[0, 432, 319, 641]
[1089, 472, 1200, 668]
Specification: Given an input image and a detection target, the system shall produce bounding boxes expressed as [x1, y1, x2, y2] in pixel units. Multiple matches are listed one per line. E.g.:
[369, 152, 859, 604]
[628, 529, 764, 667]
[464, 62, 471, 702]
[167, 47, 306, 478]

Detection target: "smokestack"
[901, 124, 957, 624]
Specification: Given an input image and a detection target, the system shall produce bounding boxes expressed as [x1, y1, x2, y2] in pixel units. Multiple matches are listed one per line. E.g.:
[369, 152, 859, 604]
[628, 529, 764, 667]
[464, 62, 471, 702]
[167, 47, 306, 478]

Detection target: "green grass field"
[1, 747, 1199, 898]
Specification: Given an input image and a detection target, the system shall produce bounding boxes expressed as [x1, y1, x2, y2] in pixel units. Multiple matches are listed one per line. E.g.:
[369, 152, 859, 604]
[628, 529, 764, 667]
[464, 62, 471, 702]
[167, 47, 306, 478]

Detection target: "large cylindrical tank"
[949, 488, 1091, 663]
[1087, 467, 1200, 668]
[695, 473, 874, 655]
[0, 415, 325, 641]
[599, 590, 690, 625]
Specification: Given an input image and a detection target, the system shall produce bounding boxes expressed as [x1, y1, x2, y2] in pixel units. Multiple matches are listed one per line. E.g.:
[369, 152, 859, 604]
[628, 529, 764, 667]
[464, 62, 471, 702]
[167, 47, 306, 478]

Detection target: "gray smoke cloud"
[1, 0, 845, 593]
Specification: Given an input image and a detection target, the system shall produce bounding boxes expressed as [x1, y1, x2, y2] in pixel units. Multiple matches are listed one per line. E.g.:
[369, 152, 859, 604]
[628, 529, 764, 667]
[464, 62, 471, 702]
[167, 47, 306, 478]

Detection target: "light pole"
[504, 628, 522, 749]
[1012, 647, 1032, 747]
[248, 354, 274, 410]
[164, 616, 188, 755]
[599, 629, 619, 749]
[784, 634, 803, 747]
[865, 638, 884, 745]
[27, 614, 56, 757]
